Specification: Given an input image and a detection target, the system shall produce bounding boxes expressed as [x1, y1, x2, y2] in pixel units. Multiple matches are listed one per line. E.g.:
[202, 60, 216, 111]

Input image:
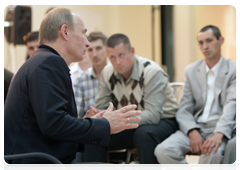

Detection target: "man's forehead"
[89, 39, 104, 46]
[197, 29, 214, 40]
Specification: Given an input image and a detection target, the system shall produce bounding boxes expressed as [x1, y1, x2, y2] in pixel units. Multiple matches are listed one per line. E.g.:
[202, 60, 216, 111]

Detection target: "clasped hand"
[189, 130, 223, 155]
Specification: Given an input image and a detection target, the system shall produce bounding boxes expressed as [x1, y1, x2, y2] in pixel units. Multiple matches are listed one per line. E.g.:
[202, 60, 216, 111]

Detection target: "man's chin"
[78, 55, 84, 61]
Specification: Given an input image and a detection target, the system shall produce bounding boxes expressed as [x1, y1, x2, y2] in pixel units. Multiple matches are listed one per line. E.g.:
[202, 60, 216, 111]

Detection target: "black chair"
[4, 152, 62, 164]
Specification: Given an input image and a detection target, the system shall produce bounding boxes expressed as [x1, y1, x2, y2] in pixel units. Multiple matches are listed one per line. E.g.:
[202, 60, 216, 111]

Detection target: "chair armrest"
[4, 152, 62, 164]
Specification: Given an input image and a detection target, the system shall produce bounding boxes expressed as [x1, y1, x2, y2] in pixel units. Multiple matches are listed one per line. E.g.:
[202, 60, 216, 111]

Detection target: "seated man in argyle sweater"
[83, 33, 179, 164]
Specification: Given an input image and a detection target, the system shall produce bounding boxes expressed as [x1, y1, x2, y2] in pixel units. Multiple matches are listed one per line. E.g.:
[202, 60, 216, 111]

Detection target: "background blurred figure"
[70, 55, 92, 92]
[155, 25, 236, 164]
[4, 68, 13, 103]
[10, 31, 39, 83]
[74, 31, 108, 162]
[73, 32, 108, 118]
[23, 31, 39, 60]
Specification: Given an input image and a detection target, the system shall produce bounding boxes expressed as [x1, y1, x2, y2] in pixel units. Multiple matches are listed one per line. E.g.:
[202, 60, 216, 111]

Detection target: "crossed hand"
[189, 129, 223, 155]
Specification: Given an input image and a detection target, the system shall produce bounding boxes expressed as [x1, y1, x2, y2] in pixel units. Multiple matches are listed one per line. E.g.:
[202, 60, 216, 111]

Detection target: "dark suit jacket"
[4, 68, 13, 103]
[4, 45, 110, 164]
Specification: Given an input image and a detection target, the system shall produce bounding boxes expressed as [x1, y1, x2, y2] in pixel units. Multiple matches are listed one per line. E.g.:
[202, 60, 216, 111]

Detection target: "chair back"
[170, 82, 184, 105]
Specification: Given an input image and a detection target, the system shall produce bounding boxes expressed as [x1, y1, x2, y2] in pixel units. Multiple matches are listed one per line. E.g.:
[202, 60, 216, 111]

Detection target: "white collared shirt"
[69, 63, 86, 88]
[198, 56, 223, 123]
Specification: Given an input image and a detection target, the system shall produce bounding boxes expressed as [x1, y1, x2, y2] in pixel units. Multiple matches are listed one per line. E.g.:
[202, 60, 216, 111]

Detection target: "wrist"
[188, 129, 199, 137]
[214, 132, 224, 139]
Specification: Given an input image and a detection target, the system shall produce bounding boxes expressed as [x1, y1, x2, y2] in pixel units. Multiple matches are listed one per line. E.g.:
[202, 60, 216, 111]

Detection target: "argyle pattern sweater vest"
[106, 56, 164, 111]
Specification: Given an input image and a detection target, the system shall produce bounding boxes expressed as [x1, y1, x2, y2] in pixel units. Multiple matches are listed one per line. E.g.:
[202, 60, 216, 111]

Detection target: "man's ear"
[219, 36, 224, 45]
[130, 47, 135, 55]
[60, 24, 68, 40]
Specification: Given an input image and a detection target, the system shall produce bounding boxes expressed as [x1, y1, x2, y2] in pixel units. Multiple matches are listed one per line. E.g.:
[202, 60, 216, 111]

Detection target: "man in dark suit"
[4, 68, 13, 103]
[4, 7, 141, 164]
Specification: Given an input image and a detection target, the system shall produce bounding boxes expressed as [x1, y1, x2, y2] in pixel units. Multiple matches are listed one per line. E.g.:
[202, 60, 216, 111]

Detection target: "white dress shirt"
[69, 63, 86, 88]
[197, 56, 223, 123]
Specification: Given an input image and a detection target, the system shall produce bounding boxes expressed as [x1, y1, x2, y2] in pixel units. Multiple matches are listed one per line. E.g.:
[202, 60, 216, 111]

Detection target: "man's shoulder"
[225, 58, 236, 69]
[185, 59, 205, 72]
[27, 49, 66, 70]
[102, 63, 115, 75]
[136, 55, 158, 67]
[135, 55, 168, 77]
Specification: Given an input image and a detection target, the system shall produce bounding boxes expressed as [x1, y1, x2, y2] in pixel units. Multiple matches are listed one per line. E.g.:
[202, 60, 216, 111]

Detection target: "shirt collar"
[88, 61, 111, 79]
[39, 45, 60, 56]
[88, 67, 97, 79]
[70, 63, 84, 75]
[205, 56, 223, 76]
[39, 45, 70, 73]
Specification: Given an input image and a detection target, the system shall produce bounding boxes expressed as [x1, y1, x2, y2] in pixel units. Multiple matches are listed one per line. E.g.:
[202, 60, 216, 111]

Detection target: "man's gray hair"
[39, 8, 77, 44]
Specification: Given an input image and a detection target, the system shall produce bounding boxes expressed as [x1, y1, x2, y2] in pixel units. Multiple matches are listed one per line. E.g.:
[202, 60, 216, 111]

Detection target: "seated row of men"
[4, 8, 235, 164]
[70, 25, 236, 164]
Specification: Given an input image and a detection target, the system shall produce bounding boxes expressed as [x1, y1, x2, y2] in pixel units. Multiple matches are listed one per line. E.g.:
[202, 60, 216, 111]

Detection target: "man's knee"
[200, 149, 224, 164]
[154, 143, 166, 159]
[133, 126, 156, 143]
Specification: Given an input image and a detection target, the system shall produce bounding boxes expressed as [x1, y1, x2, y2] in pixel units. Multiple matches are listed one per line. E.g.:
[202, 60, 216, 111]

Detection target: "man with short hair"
[4, 8, 141, 164]
[83, 33, 179, 164]
[72, 32, 108, 118]
[154, 25, 236, 164]
[23, 31, 39, 60]
[73, 31, 108, 162]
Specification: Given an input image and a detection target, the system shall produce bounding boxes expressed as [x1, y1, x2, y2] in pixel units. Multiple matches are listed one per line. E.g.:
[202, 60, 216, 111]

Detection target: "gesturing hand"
[201, 132, 223, 155]
[102, 102, 142, 134]
[83, 106, 103, 119]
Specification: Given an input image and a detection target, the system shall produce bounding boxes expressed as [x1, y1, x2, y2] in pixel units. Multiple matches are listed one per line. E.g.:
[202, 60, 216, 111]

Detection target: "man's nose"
[203, 42, 208, 49]
[116, 57, 121, 65]
[85, 38, 90, 48]
[93, 49, 97, 57]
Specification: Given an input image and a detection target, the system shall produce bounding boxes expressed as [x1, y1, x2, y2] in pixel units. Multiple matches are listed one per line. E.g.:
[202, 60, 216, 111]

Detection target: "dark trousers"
[83, 117, 178, 164]
[73, 162, 123, 170]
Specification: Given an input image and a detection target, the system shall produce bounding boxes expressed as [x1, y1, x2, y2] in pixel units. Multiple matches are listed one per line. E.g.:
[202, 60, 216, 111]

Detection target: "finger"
[212, 143, 219, 154]
[195, 144, 200, 154]
[119, 104, 137, 113]
[106, 102, 114, 112]
[127, 116, 141, 123]
[83, 108, 92, 118]
[92, 107, 99, 114]
[190, 146, 193, 153]
[201, 141, 209, 154]
[88, 106, 93, 114]
[93, 110, 105, 118]
[201, 146, 206, 154]
[197, 141, 203, 153]
[122, 123, 139, 130]
[206, 143, 215, 155]
[122, 110, 142, 118]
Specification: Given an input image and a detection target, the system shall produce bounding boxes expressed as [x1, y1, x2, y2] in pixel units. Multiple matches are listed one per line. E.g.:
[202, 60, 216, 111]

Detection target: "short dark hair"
[87, 32, 107, 45]
[199, 25, 222, 40]
[106, 33, 131, 50]
[24, 31, 39, 44]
